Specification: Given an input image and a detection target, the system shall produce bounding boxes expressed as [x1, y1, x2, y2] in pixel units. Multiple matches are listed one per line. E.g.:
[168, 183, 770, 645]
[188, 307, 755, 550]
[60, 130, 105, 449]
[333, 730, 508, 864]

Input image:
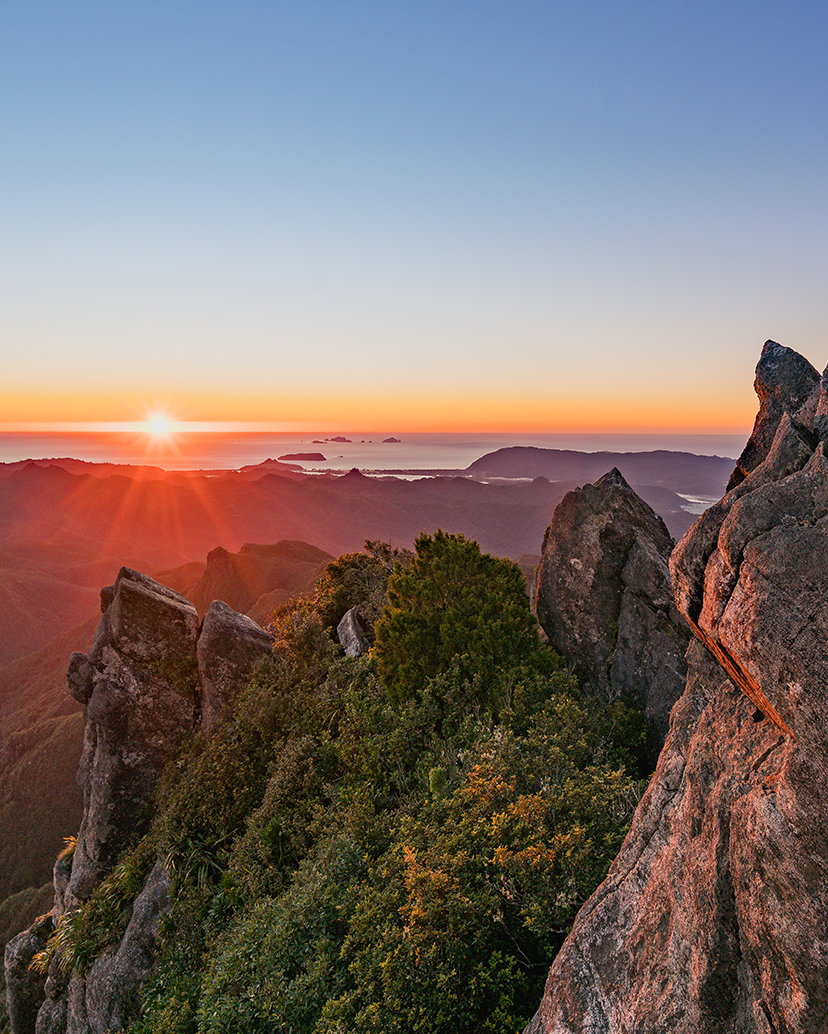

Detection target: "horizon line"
[0, 421, 753, 437]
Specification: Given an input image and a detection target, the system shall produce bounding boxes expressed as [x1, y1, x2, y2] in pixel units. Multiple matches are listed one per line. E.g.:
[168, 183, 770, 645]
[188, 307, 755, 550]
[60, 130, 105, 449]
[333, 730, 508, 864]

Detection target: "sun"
[148, 415, 170, 437]
[138, 411, 185, 462]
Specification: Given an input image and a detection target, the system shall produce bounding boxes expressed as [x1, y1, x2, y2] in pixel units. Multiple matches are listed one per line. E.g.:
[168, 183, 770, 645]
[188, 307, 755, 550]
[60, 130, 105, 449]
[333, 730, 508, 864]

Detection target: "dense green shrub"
[74, 534, 652, 1034]
[141, 661, 644, 1034]
[311, 684, 644, 1033]
[198, 836, 366, 1034]
[373, 530, 542, 712]
[269, 599, 337, 667]
[226, 734, 331, 902]
[314, 540, 411, 631]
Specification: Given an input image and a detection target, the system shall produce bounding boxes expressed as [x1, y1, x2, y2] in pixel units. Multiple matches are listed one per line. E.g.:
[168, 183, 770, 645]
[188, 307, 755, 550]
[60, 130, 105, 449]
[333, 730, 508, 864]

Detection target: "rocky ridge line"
[5, 568, 273, 1034]
[525, 340, 828, 1034]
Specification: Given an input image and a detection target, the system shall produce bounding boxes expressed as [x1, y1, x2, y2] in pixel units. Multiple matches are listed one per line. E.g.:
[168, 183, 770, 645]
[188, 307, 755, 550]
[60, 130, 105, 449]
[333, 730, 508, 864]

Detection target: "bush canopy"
[373, 529, 540, 709]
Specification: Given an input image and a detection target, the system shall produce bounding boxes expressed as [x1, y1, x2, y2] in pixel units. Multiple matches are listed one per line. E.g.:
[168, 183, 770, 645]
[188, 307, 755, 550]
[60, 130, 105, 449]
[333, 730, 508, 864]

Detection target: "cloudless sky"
[2, 1, 826, 430]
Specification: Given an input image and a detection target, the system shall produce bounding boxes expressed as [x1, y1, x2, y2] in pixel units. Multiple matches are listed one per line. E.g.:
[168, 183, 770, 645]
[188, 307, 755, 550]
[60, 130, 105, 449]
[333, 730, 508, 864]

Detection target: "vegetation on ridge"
[38, 532, 649, 1034]
[374, 529, 542, 711]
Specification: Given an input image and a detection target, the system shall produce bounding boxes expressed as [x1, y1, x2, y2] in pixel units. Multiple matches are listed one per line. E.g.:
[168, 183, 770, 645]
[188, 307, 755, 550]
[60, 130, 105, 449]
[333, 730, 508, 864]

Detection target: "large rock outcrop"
[5, 570, 273, 1034]
[535, 468, 690, 749]
[198, 599, 274, 733]
[64, 569, 200, 906]
[726, 339, 820, 490]
[526, 340, 828, 1034]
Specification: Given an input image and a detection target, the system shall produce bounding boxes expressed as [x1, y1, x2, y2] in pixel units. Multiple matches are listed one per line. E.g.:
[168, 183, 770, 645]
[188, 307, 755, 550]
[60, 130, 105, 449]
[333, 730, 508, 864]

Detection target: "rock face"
[198, 600, 273, 733]
[535, 468, 690, 749]
[526, 341, 828, 1034]
[65, 569, 199, 907]
[77, 864, 171, 1034]
[726, 339, 820, 490]
[4, 917, 52, 1034]
[6, 570, 273, 1034]
[336, 606, 371, 658]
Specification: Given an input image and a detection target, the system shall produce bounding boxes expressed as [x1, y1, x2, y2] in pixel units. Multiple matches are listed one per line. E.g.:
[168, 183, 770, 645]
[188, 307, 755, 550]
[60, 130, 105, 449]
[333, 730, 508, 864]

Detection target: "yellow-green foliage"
[56, 835, 77, 862]
[99, 536, 650, 1034]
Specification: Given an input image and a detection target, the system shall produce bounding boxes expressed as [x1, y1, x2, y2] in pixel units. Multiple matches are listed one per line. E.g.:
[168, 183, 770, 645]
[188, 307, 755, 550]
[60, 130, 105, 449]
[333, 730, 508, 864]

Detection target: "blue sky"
[2, 1, 826, 429]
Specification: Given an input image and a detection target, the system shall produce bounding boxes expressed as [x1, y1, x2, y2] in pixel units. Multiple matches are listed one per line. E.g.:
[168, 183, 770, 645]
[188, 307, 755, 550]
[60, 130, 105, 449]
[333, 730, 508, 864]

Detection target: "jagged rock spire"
[535, 466, 689, 753]
[526, 341, 828, 1034]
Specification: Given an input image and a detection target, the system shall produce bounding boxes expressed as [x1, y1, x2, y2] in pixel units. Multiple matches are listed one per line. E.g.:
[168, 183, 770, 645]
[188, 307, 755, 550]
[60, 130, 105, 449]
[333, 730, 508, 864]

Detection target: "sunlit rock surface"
[526, 341, 828, 1034]
[535, 468, 690, 751]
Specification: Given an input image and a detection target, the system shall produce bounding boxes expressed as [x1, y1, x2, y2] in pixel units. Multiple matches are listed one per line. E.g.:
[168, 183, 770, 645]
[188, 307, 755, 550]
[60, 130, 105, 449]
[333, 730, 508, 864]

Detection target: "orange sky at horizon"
[0, 378, 758, 436]
[5, 5, 825, 453]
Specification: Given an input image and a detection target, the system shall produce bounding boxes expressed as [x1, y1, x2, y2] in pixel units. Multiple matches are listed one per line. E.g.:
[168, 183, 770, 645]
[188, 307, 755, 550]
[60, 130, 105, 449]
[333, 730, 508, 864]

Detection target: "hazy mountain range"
[0, 445, 731, 944]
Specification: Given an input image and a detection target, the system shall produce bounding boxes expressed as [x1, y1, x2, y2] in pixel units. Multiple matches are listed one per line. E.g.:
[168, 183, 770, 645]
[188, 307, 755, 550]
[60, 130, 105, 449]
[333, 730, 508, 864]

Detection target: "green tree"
[373, 530, 540, 709]
[314, 540, 411, 632]
[316, 683, 645, 1034]
[75, 537, 649, 1034]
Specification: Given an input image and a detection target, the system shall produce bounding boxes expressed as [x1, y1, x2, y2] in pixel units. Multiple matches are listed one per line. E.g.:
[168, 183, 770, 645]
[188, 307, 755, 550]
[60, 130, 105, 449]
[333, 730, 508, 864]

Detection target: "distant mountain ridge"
[186, 541, 333, 621]
[0, 442, 732, 949]
[466, 446, 732, 496]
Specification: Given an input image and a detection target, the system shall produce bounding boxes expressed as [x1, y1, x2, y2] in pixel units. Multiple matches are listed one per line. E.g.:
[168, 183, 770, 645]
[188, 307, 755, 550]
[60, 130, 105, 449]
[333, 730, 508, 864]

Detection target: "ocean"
[0, 430, 747, 473]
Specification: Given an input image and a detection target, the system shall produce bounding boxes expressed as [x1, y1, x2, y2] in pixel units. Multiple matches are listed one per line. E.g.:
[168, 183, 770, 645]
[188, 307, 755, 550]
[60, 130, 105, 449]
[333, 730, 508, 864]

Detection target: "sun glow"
[140, 413, 185, 461]
[147, 415, 171, 437]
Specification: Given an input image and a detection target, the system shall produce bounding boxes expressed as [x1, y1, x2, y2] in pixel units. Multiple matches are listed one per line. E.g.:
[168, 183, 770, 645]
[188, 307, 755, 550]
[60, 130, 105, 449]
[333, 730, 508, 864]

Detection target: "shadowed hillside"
[0, 538, 332, 937]
[0, 447, 727, 973]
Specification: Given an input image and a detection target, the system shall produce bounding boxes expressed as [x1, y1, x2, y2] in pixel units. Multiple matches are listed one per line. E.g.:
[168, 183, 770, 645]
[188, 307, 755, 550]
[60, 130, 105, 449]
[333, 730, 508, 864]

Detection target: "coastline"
[0, 430, 747, 472]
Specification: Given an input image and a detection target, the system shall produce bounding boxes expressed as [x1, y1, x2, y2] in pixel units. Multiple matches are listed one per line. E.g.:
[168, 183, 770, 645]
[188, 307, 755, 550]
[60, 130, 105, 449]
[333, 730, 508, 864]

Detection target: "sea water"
[0, 430, 746, 472]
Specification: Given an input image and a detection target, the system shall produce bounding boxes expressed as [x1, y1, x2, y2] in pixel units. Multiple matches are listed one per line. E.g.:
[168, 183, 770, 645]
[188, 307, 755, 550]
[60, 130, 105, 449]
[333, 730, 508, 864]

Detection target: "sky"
[1, 1, 826, 432]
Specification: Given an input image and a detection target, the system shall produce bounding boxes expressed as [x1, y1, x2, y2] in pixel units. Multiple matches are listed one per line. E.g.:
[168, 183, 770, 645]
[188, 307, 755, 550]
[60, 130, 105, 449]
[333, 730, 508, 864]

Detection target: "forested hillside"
[9, 535, 649, 1034]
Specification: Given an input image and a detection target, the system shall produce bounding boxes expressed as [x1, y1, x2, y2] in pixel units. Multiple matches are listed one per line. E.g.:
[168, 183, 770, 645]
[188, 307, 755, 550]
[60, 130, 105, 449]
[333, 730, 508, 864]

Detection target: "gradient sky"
[2, 1, 826, 431]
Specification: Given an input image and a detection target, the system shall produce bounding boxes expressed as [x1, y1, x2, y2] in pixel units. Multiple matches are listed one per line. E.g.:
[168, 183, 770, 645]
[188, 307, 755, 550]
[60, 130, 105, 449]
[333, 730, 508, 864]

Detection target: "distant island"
[278, 452, 326, 462]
